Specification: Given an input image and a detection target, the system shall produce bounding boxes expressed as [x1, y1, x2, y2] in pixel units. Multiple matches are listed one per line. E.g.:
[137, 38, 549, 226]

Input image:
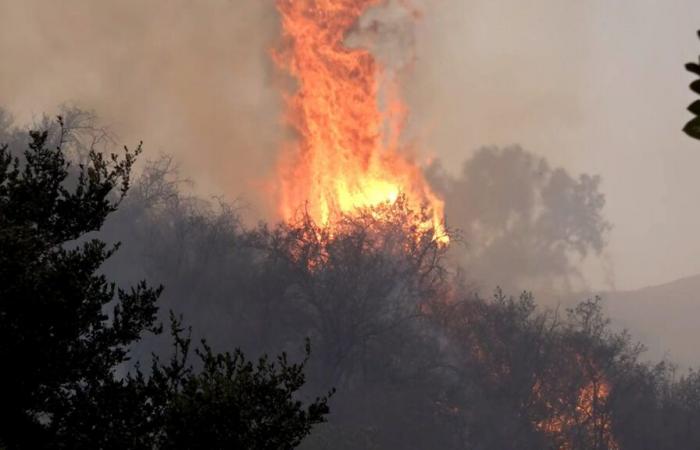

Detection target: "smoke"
[6, 0, 700, 291]
[0, 0, 592, 212]
[401, 0, 593, 170]
[427, 146, 611, 297]
[4, 3, 700, 446]
[407, 0, 700, 292]
[0, 0, 614, 297]
[0, 0, 283, 221]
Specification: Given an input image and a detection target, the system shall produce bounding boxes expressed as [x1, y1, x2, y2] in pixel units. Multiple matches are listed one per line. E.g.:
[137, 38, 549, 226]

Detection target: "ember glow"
[273, 0, 447, 242]
[534, 365, 619, 450]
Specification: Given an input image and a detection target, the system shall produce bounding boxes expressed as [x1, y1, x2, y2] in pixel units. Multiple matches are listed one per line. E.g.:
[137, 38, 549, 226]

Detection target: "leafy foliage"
[0, 120, 330, 449]
[148, 315, 332, 450]
[0, 120, 159, 447]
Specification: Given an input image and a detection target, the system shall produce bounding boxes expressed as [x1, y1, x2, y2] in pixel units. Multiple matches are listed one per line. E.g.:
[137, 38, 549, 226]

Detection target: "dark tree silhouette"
[0, 120, 158, 447]
[146, 316, 332, 450]
[0, 120, 331, 449]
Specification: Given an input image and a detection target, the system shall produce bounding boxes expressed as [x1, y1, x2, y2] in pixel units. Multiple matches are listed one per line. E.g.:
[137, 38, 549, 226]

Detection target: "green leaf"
[683, 116, 700, 140]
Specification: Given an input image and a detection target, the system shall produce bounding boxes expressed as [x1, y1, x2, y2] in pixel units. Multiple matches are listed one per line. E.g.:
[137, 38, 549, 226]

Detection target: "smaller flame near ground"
[534, 360, 619, 450]
[273, 0, 447, 243]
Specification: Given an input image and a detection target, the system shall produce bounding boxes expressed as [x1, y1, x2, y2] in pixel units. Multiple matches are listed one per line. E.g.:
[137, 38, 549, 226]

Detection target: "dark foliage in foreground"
[146, 316, 332, 450]
[0, 121, 158, 447]
[0, 122, 330, 449]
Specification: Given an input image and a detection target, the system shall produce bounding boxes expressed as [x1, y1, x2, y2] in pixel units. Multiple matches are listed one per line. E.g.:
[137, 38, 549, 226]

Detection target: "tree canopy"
[4, 110, 700, 449]
[0, 120, 330, 449]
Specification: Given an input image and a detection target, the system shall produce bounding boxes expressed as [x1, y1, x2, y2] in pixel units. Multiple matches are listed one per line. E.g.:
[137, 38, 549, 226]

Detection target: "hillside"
[600, 274, 700, 368]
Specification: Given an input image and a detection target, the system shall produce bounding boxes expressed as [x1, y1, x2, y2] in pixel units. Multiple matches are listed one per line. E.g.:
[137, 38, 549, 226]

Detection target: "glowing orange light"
[273, 0, 447, 243]
[534, 363, 619, 450]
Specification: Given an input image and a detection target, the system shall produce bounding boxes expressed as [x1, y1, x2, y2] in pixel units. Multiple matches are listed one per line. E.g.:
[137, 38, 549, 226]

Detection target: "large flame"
[273, 0, 447, 242]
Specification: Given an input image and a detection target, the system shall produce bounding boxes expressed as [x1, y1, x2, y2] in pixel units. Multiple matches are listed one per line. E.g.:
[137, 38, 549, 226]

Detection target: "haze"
[1, 0, 700, 291]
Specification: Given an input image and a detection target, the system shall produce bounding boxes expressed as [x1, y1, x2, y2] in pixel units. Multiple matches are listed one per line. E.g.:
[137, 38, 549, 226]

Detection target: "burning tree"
[244, 198, 458, 449]
[428, 292, 626, 450]
[249, 198, 450, 386]
[267, 2, 625, 448]
[26, 107, 700, 448]
[531, 299, 622, 450]
[273, 0, 447, 243]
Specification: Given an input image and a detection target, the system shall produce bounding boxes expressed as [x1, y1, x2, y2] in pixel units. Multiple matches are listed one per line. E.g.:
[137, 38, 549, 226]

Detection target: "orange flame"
[533, 362, 619, 450]
[273, 0, 447, 242]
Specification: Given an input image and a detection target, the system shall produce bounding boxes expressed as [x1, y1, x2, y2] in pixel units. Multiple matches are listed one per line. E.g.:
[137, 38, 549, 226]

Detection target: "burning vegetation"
[4, 109, 700, 448]
[271, 2, 618, 447]
[533, 361, 619, 450]
[268, 1, 629, 448]
[273, 0, 447, 243]
[4, 1, 700, 449]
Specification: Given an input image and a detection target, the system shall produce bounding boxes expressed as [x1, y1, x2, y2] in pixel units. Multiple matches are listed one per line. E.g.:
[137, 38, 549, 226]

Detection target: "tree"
[426, 147, 610, 295]
[0, 119, 159, 448]
[0, 120, 331, 449]
[146, 316, 331, 450]
[25, 107, 700, 450]
[428, 291, 639, 450]
[243, 201, 456, 450]
[684, 30, 700, 140]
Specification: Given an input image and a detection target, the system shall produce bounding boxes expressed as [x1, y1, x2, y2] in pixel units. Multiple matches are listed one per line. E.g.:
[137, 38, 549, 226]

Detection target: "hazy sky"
[1, 0, 700, 290]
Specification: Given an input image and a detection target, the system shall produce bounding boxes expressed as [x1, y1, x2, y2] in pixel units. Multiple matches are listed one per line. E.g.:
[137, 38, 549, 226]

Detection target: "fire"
[273, 0, 447, 242]
[533, 363, 619, 450]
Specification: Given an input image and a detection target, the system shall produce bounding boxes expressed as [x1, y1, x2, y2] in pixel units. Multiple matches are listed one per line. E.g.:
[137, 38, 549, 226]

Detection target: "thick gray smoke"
[0, 0, 283, 220]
